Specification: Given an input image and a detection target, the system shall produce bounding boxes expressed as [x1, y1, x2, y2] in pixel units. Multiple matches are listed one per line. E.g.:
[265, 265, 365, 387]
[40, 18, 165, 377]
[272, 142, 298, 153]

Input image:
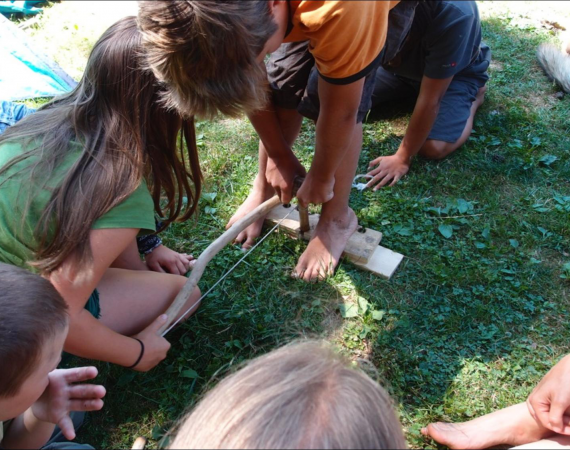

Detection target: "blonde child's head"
[170, 340, 406, 449]
[137, 1, 278, 119]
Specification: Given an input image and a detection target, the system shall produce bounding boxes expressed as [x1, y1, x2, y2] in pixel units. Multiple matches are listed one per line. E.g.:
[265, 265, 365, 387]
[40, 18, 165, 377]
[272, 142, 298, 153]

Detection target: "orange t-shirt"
[283, 1, 400, 84]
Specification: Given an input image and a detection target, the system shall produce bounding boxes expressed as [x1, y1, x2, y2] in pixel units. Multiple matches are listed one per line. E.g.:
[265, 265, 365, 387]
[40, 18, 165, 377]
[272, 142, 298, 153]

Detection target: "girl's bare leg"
[422, 402, 554, 449]
[97, 268, 200, 336]
[513, 435, 570, 449]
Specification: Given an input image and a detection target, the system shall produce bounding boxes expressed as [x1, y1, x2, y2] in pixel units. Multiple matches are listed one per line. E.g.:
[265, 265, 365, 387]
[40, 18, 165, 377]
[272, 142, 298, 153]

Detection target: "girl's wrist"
[119, 336, 145, 368]
[126, 338, 145, 369]
[136, 234, 162, 255]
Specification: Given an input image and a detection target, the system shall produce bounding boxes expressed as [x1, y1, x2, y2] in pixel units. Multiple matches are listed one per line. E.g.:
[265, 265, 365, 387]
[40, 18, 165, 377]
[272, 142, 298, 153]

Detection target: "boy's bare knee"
[420, 140, 452, 160]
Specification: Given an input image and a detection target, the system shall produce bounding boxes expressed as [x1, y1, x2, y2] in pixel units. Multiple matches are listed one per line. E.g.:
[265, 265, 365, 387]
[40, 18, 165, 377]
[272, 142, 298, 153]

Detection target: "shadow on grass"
[344, 13, 569, 449]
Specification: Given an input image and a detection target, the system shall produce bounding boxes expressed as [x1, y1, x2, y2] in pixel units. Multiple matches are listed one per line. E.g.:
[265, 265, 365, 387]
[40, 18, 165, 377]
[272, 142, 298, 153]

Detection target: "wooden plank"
[351, 245, 404, 279]
[264, 204, 404, 279]
[265, 204, 382, 264]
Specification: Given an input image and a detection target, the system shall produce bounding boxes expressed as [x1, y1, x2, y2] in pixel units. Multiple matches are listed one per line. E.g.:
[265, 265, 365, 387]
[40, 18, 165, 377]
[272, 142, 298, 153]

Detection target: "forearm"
[248, 106, 293, 160]
[396, 75, 453, 161]
[2, 410, 55, 450]
[396, 99, 441, 161]
[311, 112, 358, 179]
[64, 310, 141, 367]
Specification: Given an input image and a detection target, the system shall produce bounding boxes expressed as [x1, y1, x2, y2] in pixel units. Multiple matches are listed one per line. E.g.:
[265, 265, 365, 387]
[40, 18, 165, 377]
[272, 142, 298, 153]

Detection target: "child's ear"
[267, 1, 286, 17]
[267, 1, 277, 14]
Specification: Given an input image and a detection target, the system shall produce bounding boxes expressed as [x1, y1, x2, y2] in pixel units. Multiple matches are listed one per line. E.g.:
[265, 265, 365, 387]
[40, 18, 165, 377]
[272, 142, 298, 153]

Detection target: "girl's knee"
[171, 277, 201, 322]
[172, 276, 200, 301]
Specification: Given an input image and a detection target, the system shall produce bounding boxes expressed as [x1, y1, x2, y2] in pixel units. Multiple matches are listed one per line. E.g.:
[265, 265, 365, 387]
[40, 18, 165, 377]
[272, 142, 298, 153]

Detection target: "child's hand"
[265, 152, 306, 204]
[366, 154, 410, 189]
[31, 367, 105, 440]
[145, 244, 195, 275]
[527, 354, 570, 435]
[131, 314, 172, 372]
[296, 171, 335, 207]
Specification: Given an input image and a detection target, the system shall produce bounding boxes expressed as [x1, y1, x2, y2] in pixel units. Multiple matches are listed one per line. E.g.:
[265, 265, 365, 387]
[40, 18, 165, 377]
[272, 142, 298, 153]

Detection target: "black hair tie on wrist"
[127, 338, 145, 369]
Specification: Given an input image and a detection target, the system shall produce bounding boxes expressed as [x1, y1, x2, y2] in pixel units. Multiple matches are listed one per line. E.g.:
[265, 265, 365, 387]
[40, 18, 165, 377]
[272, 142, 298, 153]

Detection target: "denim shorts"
[0, 100, 35, 134]
[86, 289, 101, 319]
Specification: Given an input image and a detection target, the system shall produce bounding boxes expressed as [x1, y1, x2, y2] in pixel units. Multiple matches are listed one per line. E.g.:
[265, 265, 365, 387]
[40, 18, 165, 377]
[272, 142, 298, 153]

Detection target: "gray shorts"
[266, 41, 380, 123]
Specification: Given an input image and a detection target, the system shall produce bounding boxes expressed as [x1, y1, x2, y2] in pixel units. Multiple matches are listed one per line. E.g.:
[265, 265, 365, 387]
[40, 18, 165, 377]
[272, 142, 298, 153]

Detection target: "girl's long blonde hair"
[0, 16, 202, 273]
[170, 340, 407, 449]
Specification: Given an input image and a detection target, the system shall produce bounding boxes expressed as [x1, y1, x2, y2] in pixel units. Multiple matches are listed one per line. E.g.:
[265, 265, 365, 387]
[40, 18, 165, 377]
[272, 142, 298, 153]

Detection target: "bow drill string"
[162, 206, 297, 336]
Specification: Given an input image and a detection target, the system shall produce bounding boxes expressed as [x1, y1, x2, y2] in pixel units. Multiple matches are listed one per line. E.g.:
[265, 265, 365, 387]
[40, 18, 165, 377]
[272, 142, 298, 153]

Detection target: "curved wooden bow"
[158, 195, 282, 335]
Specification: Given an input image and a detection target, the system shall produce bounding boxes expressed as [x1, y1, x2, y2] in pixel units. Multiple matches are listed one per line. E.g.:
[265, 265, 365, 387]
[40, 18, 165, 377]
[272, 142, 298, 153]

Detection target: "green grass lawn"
[15, 2, 570, 448]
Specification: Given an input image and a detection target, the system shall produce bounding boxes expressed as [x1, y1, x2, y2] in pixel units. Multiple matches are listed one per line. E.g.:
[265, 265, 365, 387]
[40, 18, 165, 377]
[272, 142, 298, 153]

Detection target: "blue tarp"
[0, 1, 44, 16]
[0, 13, 76, 100]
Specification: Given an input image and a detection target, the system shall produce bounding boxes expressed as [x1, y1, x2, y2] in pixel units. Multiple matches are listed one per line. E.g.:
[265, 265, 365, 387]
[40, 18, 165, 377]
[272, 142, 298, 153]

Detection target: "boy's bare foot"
[227, 183, 275, 249]
[292, 208, 357, 282]
[421, 403, 554, 449]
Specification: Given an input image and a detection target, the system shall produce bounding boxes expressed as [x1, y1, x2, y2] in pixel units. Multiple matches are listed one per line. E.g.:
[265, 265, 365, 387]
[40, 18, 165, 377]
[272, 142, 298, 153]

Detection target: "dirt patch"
[490, 60, 504, 72]
[521, 89, 559, 110]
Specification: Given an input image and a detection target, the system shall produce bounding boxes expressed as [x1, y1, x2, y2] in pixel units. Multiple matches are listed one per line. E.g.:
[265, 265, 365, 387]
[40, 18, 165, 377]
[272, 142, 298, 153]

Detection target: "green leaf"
[204, 206, 217, 214]
[475, 242, 486, 249]
[457, 199, 471, 214]
[339, 303, 359, 318]
[181, 369, 198, 379]
[358, 296, 369, 314]
[372, 310, 385, 321]
[438, 224, 453, 239]
[394, 225, 413, 236]
[561, 262, 570, 279]
[482, 227, 491, 240]
[152, 425, 164, 440]
[359, 325, 373, 339]
[201, 192, 217, 202]
[509, 239, 519, 248]
[530, 136, 542, 146]
[539, 154, 558, 166]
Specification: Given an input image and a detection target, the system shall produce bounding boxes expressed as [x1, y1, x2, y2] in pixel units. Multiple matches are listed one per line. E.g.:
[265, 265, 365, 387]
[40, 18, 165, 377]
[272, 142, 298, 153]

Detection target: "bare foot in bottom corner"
[293, 208, 358, 282]
[421, 403, 553, 449]
[227, 184, 275, 249]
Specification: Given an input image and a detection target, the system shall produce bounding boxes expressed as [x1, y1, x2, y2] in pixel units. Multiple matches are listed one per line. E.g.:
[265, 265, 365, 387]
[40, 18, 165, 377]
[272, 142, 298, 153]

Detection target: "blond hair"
[137, 1, 277, 119]
[170, 340, 406, 449]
